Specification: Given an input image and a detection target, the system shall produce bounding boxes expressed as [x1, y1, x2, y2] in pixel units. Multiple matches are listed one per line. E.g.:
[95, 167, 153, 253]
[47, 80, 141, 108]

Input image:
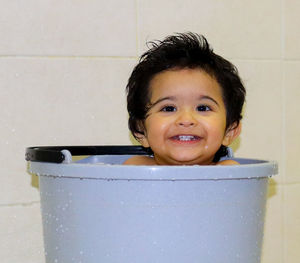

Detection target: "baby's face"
[139, 68, 234, 165]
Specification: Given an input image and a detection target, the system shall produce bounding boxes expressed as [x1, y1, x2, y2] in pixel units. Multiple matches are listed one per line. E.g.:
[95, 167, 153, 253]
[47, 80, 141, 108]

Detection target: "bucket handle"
[25, 145, 150, 163]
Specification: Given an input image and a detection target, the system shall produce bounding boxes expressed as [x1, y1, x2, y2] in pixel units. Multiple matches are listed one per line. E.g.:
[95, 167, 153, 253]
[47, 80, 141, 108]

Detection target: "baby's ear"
[222, 122, 242, 146]
[133, 120, 150, 147]
[134, 132, 150, 148]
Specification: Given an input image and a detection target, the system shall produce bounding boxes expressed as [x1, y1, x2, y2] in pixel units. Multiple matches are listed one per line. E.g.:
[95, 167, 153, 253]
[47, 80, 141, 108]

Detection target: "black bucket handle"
[25, 145, 151, 163]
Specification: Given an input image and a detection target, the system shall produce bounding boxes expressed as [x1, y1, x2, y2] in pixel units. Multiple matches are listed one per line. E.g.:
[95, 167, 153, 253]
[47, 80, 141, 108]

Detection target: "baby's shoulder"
[123, 155, 156, 165]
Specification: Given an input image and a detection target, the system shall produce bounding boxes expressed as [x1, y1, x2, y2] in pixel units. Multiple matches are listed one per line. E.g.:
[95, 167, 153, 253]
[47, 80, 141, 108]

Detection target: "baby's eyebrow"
[149, 96, 176, 107]
[199, 95, 219, 107]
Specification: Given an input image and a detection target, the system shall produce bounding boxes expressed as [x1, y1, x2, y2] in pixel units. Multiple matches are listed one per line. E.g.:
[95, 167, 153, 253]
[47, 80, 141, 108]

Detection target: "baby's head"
[126, 33, 246, 164]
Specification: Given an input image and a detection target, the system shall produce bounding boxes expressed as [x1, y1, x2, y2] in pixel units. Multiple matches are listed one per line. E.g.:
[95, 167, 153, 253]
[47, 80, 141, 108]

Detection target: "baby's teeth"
[178, 135, 195, 141]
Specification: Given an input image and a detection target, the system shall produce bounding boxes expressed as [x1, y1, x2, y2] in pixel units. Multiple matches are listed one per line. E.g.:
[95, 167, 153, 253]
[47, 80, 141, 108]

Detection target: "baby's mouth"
[171, 135, 201, 141]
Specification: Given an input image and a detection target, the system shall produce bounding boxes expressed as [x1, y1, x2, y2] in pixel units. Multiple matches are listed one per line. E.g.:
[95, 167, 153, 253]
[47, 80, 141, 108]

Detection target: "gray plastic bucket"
[27, 146, 277, 263]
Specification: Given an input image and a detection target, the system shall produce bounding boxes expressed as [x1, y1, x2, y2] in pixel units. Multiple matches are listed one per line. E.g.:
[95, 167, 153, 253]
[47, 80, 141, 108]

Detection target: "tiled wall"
[1, 0, 299, 262]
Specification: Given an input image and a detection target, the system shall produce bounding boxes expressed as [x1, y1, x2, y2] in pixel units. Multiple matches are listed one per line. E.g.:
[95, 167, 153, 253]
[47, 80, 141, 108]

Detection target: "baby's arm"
[217, 159, 240, 165]
[123, 155, 156, 165]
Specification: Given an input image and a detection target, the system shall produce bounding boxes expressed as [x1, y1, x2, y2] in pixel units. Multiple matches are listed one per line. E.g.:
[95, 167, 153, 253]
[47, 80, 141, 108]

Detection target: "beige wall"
[1, 0, 299, 262]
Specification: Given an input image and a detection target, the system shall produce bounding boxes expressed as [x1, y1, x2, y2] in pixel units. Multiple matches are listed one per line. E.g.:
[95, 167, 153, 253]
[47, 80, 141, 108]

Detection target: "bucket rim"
[28, 159, 278, 181]
[26, 145, 278, 181]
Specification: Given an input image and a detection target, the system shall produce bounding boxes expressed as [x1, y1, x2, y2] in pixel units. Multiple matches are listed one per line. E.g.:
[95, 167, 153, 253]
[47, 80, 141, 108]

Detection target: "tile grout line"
[281, 0, 287, 262]
[0, 200, 40, 208]
[0, 55, 299, 62]
[0, 55, 137, 60]
[135, 0, 139, 57]
[281, 66, 286, 263]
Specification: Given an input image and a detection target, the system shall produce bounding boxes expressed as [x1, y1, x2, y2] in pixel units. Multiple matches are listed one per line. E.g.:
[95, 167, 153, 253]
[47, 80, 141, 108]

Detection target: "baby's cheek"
[207, 129, 226, 148]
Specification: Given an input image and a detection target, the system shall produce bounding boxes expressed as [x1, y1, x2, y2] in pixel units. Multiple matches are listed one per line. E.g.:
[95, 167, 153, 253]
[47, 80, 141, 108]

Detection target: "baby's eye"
[197, 105, 211, 112]
[161, 105, 176, 112]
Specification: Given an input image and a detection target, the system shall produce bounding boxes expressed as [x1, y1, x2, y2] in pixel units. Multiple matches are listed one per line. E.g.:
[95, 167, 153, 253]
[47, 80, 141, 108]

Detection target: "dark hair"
[126, 32, 246, 161]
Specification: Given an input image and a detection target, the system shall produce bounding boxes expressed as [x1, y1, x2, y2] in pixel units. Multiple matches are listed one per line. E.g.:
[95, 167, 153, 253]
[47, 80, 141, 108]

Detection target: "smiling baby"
[124, 33, 245, 166]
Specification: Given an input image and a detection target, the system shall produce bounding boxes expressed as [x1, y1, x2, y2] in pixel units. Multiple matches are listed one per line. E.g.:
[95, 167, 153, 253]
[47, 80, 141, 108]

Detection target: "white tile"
[0, 57, 137, 204]
[283, 184, 300, 263]
[284, 0, 300, 59]
[0, 0, 136, 56]
[261, 184, 283, 263]
[284, 62, 300, 183]
[138, 0, 281, 59]
[230, 60, 283, 182]
[0, 204, 45, 263]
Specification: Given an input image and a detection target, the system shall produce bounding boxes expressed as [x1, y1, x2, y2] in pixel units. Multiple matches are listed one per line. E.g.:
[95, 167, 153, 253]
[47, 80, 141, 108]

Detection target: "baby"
[124, 33, 245, 165]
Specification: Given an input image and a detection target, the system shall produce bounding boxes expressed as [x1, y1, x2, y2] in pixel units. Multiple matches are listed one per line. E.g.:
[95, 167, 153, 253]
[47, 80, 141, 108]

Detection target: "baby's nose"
[176, 111, 197, 127]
